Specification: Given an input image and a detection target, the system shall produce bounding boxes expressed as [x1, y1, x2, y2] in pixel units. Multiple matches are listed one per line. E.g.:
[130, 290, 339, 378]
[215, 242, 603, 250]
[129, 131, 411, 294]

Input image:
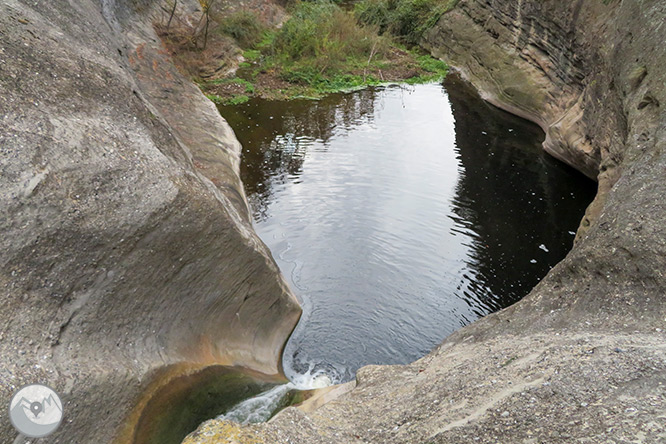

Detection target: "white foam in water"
[218, 384, 293, 425]
[218, 365, 333, 425]
[289, 364, 333, 390]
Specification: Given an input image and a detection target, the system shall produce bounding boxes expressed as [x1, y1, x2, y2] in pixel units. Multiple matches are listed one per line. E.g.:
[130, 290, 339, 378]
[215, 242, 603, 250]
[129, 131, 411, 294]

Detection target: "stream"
[212, 76, 596, 422]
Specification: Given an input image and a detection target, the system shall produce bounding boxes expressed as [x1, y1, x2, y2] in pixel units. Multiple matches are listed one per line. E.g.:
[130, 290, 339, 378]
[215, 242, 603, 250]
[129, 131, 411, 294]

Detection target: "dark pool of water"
[218, 77, 596, 383]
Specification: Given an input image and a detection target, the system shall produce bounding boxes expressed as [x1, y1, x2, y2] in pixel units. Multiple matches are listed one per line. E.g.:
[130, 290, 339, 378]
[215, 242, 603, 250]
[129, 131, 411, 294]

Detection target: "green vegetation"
[202, 78, 253, 104]
[355, 0, 459, 45]
[206, 92, 249, 105]
[224, 94, 251, 105]
[216, 10, 267, 48]
[403, 54, 449, 83]
[242, 49, 262, 62]
[158, 0, 455, 102]
[272, 2, 386, 74]
[205, 93, 223, 104]
[215, 1, 391, 96]
[196, 0, 450, 102]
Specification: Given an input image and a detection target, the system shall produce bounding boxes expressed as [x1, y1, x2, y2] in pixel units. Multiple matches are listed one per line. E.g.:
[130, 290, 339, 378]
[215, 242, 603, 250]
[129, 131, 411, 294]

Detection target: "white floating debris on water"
[568, 231, 576, 236]
[530, 259, 537, 264]
[538, 244, 549, 252]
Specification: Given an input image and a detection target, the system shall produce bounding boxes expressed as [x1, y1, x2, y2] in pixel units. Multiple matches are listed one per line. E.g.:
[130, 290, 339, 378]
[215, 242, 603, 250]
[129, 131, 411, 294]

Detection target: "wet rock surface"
[0, 0, 300, 442]
[185, 0, 666, 442]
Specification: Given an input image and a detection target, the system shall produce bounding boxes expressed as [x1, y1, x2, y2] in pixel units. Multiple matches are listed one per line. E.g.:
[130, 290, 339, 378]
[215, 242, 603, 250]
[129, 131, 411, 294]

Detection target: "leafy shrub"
[355, 0, 457, 46]
[217, 10, 267, 48]
[271, 1, 386, 77]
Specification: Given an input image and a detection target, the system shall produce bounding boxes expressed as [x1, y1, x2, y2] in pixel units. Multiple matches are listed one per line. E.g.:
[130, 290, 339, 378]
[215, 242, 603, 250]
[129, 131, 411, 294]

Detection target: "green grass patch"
[205, 93, 224, 104]
[203, 1, 451, 103]
[418, 54, 448, 73]
[224, 94, 251, 105]
[242, 49, 262, 62]
[235, 78, 255, 94]
[402, 54, 449, 83]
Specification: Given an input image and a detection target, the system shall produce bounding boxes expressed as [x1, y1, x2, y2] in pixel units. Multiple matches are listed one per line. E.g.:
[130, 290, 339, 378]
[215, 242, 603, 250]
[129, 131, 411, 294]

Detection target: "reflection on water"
[218, 78, 596, 383]
[224, 88, 380, 222]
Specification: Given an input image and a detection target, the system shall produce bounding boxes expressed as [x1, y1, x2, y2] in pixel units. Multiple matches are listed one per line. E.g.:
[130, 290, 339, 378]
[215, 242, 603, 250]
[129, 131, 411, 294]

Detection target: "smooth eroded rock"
[0, 0, 300, 442]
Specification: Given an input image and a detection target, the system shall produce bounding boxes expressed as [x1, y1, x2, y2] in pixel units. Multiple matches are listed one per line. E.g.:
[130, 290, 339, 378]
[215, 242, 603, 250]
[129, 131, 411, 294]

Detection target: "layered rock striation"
[424, 0, 665, 236]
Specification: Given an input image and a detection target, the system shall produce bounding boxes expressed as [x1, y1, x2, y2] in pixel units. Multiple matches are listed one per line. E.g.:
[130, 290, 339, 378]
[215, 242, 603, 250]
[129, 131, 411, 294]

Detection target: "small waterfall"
[217, 384, 293, 425]
[217, 366, 333, 425]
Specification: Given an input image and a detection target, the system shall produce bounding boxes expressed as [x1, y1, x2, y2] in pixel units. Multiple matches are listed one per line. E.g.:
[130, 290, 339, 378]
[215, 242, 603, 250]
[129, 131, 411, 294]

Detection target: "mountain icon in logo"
[9, 384, 63, 438]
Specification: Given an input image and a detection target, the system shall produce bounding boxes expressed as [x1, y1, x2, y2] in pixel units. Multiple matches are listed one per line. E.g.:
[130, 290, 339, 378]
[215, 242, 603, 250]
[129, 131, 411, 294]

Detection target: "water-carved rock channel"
[215, 77, 596, 389]
[174, 78, 598, 435]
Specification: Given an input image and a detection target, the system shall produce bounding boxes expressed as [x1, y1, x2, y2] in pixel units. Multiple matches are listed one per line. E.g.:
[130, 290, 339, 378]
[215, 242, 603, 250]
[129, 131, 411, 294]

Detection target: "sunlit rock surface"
[0, 0, 300, 442]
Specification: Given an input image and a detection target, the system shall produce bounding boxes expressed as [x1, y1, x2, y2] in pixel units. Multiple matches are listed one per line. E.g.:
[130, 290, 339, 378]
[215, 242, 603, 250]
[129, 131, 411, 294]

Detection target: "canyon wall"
[0, 0, 300, 442]
[2, 0, 664, 442]
[421, 0, 666, 333]
[423, 0, 664, 238]
[186, 0, 666, 442]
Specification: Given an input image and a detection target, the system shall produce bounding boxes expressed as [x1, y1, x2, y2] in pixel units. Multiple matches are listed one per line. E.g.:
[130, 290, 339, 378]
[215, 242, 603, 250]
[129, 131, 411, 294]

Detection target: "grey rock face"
[423, 0, 666, 331]
[0, 0, 300, 442]
[423, 0, 666, 237]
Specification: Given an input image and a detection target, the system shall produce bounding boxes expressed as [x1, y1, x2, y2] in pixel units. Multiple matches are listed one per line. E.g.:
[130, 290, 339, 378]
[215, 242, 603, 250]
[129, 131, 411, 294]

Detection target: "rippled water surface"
[218, 78, 596, 383]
